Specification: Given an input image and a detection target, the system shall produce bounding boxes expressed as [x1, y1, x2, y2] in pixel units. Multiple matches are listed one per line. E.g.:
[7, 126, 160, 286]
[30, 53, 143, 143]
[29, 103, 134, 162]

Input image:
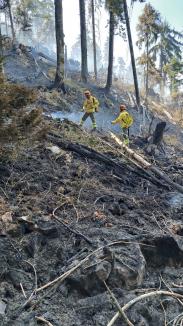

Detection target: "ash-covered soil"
[0, 119, 183, 326]
[1, 44, 183, 325]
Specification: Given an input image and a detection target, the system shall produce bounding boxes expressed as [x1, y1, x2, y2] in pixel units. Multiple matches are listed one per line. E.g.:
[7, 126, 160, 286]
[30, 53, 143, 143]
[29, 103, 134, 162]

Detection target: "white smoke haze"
[0, 0, 130, 69]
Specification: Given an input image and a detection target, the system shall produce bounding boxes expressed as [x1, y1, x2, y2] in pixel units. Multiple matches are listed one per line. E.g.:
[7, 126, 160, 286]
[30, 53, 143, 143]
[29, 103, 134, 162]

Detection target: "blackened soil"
[0, 120, 183, 326]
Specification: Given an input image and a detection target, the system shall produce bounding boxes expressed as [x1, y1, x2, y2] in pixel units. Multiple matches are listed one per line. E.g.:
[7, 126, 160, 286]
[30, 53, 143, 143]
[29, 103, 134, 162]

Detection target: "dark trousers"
[121, 127, 130, 145]
[80, 112, 96, 128]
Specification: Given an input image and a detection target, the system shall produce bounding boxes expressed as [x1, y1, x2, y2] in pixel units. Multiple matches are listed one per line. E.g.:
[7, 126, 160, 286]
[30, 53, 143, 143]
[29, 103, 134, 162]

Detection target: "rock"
[6, 270, 30, 289]
[37, 221, 58, 238]
[109, 244, 146, 289]
[1, 212, 12, 223]
[0, 300, 6, 315]
[167, 192, 183, 210]
[146, 144, 160, 156]
[46, 145, 62, 155]
[67, 244, 146, 295]
[95, 261, 112, 282]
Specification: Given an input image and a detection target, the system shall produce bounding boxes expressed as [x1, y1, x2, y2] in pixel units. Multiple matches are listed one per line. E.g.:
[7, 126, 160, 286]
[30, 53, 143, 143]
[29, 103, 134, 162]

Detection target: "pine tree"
[54, 0, 66, 93]
[79, 0, 88, 83]
[164, 57, 183, 94]
[7, 0, 16, 43]
[137, 3, 161, 102]
[91, 0, 97, 80]
[150, 21, 183, 97]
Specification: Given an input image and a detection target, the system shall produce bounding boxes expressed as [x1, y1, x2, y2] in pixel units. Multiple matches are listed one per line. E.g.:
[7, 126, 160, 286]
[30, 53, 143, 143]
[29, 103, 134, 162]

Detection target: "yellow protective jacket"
[112, 111, 131, 129]
[83, 96, 99, 113]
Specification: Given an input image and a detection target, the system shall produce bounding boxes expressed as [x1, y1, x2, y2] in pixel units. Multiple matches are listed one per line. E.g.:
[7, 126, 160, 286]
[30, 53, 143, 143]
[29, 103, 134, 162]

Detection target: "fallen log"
[110, 132, 151, 169]
[95, 132, 166, 189]
[37, 51, 56, 64]
[47, 132, 167, 188]
[110, 132, 183, 194]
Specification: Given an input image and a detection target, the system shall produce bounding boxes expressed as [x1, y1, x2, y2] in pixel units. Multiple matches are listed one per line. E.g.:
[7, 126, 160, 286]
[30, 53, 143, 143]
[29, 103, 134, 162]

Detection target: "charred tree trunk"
[105, 10, 115, 93]
[7, 0, 15, 44]
[54, 0, 66, 93]
[79, 0, 88, 83]
[145, 34, 149, 105]
[159, 45, 164, 99]
[0, 23, 3, 55]
[152, 122, 166, 146]
[0, 25, 4, 82]
[64, 44, 68, 78]
[91, 0, 97, 80]
[146, 122, 166, 155]
[123, 0, 140, 107]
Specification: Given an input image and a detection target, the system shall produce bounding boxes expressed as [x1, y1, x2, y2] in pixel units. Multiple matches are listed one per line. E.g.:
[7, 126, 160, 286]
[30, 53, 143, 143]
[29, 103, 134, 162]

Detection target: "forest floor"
[0, 47, 183, 326]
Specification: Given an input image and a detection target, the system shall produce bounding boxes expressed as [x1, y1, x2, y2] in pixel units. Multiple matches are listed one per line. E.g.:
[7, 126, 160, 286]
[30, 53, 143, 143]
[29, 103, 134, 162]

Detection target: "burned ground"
[0, 119, 183, 326]
[0, 49, 183, 326]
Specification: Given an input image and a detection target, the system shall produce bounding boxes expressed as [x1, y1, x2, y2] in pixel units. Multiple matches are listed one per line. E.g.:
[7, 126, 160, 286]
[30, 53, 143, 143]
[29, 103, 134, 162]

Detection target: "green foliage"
[136, 3, 161, 49]
[163, 57, 183, 93]
[14, 0, 54, 30]
[136, 3, 183, 93]
[105, 0, 126, 37]
[149, 21, 183, 80]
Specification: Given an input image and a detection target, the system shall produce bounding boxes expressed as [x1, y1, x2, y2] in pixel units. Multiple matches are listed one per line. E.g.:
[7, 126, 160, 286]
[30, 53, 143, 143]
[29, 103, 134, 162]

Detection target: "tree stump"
[153, 121, 166, 145]
[146, 121, 166, 155]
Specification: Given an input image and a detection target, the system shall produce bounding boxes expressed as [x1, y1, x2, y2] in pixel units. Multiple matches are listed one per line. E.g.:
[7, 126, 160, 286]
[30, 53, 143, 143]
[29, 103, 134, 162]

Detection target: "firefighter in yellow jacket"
[79, 90, 99, 130]
[111, 104, 133, 145]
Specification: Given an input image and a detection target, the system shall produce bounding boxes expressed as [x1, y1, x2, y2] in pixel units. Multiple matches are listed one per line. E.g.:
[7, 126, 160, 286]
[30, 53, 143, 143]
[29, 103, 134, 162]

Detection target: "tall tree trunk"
[145, 35, 149, 105]
[54, 0, 66, 93]
[91, 0, 97, 80]
[105, 10, 115, 93]
[64, 44, 68, 79]
[0, 26, 4, 83]
[7, 0, 15, 44]
[123, 0, 140, 107]
[79, 0, 88, 83]
[0, 23, 3, 55]
[5, 11, 8, 35]
[159, 46, 165, 99]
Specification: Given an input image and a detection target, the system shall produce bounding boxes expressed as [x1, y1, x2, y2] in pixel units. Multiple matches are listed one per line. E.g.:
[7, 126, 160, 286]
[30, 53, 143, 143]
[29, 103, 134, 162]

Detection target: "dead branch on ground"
[52, 206, 93, 245]
[107, 290, 183, 326]
[35, 316, 54, 326]
[104, 281, 134, 326]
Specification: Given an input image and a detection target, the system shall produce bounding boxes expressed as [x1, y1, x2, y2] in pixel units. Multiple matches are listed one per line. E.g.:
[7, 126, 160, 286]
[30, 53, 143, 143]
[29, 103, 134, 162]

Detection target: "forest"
[0, 0, 183, 325]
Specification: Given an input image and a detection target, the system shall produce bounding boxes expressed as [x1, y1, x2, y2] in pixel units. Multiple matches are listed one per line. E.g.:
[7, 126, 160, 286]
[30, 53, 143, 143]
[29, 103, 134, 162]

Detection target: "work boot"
[124, 138, 129, 146]
[92, 122, 97, 130]
[79, 120, 83, 127]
